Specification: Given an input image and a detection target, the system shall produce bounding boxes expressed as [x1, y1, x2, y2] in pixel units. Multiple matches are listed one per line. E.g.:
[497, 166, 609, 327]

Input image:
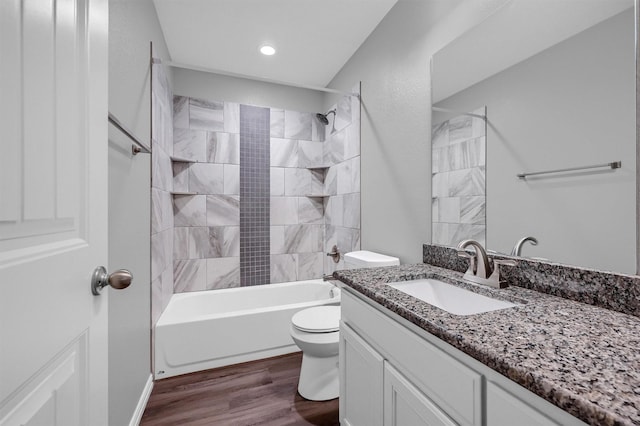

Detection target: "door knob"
[91, 266, 133, 295]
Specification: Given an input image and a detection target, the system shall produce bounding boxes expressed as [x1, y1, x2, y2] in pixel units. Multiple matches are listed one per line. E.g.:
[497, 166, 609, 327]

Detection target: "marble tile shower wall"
[431, 107, 486, 247]
[172, 96, 242, 292]
[323, 84, 362, 274]
[269, 107, 325, 284]
[150, 63, 174, 326]
[170, 88, 361, 291]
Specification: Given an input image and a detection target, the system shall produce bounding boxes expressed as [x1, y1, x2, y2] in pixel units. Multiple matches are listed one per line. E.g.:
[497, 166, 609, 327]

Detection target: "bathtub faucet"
[326, 245, 341, 263]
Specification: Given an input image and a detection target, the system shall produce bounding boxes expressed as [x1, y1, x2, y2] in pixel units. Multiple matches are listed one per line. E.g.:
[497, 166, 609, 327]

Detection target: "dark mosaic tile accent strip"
[239, 105, 270, 286]
[333, 264, 640, 426]
[422, 244, 640, 318]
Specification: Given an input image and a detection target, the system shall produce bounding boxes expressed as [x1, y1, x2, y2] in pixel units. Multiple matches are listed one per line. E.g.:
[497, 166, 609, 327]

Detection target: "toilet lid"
[292, 306, 340, 333]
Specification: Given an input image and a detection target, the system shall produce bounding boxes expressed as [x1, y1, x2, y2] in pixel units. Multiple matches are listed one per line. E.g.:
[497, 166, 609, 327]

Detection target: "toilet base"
[297, 353, 339, 401]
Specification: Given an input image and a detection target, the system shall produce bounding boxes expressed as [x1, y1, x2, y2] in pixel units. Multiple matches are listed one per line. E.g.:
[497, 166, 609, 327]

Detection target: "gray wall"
[108, 0, 172, 424]
[173, 68, 325, 114]
[435, 10, 636, 274]
[326, 0, 510, 264]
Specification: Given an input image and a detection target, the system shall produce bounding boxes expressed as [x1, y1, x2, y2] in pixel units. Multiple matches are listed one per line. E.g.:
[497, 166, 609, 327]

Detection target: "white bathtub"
[154, 279, 340, 379]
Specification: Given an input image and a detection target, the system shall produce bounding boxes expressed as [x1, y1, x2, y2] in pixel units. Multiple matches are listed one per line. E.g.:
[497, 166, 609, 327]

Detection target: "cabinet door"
[340, 323, 384, 426]
[486, 382, 561, 426]
[384, 363, 458, 426]
[342, 290, 482, 426]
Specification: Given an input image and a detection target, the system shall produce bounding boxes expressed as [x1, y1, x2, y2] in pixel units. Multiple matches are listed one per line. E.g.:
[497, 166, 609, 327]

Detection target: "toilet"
[344, 250, 400, 269]
[290, 250, 400, 401]
[290, 306, 341, 401]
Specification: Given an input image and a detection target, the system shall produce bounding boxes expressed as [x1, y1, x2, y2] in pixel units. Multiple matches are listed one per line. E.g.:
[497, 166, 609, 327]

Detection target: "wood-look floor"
[140, 352, 339, 426]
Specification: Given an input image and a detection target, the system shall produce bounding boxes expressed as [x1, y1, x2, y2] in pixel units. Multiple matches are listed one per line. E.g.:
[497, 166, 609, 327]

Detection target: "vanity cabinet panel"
[384, 363, 458, 426]
[341, 289, 588, 426]
[486, 381, 561, 426]
[342, 291, 482, 426]
[339, 322, 384, 426]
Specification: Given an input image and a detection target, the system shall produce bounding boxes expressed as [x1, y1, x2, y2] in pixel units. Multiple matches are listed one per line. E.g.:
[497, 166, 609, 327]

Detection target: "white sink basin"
[388, 278, 519, 316]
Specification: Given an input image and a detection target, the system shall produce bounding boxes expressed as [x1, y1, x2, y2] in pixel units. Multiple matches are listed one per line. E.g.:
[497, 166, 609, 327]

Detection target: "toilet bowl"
[290, 306, 340, 401]
[291, 250, 399, 401]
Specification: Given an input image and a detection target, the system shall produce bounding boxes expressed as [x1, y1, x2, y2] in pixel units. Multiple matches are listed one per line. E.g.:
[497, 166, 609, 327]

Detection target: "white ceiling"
[152, 0, 399, 89]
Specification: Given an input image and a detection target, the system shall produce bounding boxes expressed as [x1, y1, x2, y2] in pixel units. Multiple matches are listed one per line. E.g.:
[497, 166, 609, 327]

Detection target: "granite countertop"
[333, 263, 640, 426]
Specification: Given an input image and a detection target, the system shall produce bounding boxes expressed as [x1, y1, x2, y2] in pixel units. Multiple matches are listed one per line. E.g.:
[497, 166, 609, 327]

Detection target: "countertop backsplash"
[423, 243, 640, 318]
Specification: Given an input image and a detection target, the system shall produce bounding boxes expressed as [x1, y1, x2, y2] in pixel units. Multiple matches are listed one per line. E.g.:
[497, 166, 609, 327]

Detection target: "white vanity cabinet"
[341, 290, 481, 426]
[339, 323, 384, 426]
[340, 320, 456, 426]
[486, 381, 561, 426]
[340, 289, 588, 426]
[384, 363, 457, 426]
[340, 321, 456, 426]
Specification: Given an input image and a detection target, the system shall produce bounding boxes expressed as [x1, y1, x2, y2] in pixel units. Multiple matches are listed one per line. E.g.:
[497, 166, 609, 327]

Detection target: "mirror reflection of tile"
[432, 107, 486, 247]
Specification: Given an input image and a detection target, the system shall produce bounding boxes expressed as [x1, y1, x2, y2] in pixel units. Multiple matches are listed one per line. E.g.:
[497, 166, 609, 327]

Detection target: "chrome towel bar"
[108, 112, 152, 155]
[517, 161, 621, 179]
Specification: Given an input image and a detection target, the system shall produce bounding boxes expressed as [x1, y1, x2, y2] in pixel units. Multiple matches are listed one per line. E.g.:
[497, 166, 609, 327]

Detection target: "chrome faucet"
[457, 239, 492, 279]
[457, 239, 516, 289]
[511, 236, 538, 257]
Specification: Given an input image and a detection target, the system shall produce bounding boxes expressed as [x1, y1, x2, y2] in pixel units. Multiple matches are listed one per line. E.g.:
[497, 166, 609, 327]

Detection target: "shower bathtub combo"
[154, 279, 340, 379]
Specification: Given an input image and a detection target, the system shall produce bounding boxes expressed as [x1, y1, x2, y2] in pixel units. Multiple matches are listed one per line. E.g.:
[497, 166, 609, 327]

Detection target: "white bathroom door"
[0, 0, 109, 425]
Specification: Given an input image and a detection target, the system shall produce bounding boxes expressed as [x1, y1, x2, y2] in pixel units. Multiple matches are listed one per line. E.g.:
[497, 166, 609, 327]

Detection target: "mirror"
[431, 0, 636, 274]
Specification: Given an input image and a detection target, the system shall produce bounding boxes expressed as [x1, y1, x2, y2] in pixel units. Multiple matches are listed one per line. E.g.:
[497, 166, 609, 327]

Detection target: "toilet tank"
[344, 250, 400, 269]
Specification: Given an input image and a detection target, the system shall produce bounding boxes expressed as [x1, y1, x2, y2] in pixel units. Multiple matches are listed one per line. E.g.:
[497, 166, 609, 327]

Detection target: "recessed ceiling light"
[260, 45, 276, 56]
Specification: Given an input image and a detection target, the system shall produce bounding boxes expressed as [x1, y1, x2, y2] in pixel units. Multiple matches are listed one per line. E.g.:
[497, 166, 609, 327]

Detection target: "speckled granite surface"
[423, 244, 640, 318]
[334, 263, 640, 426]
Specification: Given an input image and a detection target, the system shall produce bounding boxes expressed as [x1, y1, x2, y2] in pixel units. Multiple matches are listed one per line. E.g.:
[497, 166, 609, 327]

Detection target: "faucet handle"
[493, 258, 517, 268]
[457, 249, 477, 276]
[487, 258, 517, 288]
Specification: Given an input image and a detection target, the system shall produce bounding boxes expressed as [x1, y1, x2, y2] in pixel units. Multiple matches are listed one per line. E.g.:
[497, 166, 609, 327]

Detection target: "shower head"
[315, 109, 336, 126]
[315, 113, 329, 125]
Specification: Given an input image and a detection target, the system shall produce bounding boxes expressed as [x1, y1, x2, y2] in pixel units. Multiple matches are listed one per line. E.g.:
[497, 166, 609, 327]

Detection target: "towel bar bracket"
[108, 112, 152, 155]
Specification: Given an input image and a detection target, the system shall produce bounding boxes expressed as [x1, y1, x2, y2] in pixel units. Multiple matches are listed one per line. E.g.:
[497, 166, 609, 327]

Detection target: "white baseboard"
[129, 374, 154, 426]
